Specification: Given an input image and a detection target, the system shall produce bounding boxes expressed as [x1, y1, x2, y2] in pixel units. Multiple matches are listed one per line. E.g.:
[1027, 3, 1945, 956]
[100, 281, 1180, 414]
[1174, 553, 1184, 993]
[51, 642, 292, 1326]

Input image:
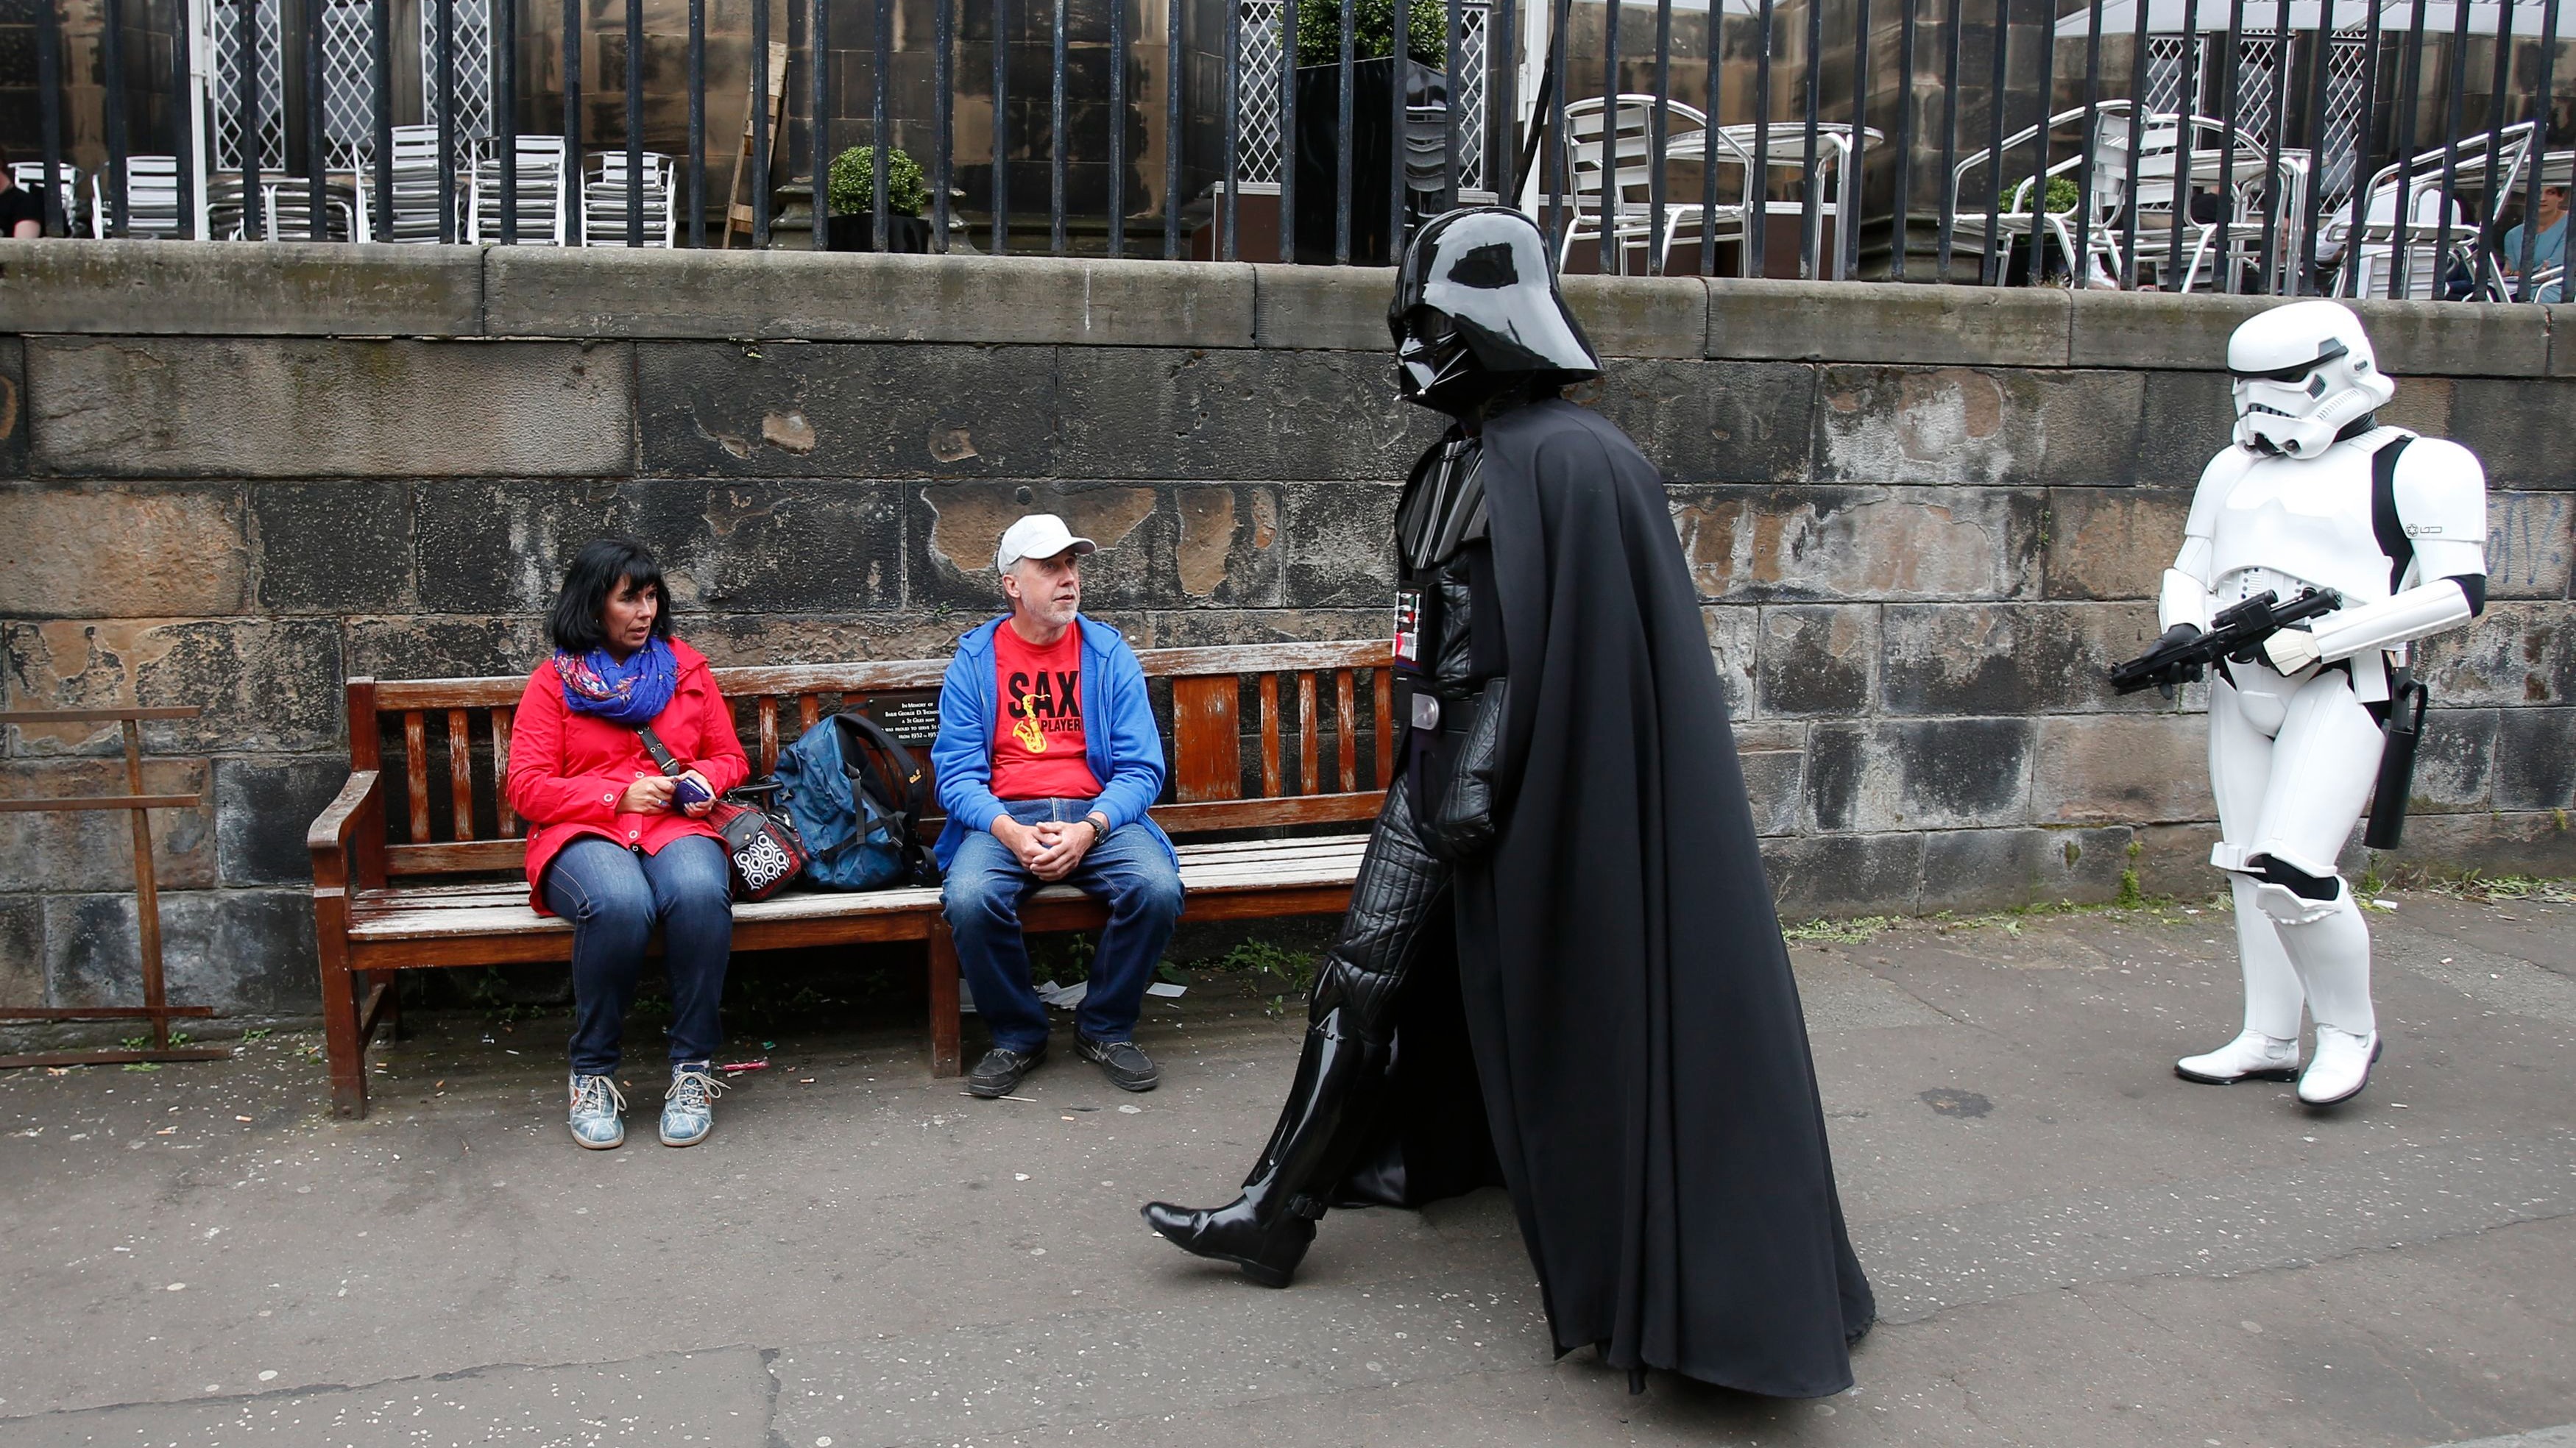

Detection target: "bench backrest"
[342, 639, 1395, 886]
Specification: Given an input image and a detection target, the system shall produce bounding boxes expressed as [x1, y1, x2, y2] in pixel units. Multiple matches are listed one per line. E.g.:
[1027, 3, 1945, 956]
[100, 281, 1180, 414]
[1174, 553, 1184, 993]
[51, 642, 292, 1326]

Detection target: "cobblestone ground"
[1, 889, 2571, 1447]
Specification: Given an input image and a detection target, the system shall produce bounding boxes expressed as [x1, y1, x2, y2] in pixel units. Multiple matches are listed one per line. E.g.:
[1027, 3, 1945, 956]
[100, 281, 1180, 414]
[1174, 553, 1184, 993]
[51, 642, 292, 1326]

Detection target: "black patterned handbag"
[637, 726, 810, 901]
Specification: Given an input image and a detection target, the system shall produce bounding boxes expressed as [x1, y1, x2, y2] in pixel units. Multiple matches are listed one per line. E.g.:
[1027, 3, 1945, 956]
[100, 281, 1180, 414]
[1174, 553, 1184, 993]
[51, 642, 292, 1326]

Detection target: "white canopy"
[2056, 0, 2575, 34]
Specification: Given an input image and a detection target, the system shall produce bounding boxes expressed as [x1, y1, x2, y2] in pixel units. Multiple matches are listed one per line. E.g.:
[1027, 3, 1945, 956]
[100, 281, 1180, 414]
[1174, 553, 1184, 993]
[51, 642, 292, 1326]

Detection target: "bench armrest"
[307, 770, 381, 892]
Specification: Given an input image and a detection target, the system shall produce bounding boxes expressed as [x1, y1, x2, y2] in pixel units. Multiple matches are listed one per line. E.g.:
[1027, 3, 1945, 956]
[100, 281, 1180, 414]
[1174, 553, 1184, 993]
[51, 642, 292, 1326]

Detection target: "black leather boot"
[1142, 1007, 1389, 1288]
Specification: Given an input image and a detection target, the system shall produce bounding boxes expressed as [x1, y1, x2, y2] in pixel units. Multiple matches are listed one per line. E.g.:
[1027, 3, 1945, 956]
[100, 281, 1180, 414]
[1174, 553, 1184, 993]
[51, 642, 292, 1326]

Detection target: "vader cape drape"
[1427, 397, 1875, 1397]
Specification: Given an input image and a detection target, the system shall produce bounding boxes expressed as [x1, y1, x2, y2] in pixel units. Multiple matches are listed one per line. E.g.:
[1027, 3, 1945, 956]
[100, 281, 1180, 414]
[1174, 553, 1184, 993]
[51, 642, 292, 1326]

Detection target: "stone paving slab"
[0, 891, 2569, 1447]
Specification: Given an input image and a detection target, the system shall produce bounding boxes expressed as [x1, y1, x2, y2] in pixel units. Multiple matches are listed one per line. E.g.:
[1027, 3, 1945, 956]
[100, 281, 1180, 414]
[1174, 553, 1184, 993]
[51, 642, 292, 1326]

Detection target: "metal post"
[1444, 0, 1462, 207]
[1220, 0, 1239, 258]
[1798, 0, 1821, 279]
[1650, 0, 1673, 274]
[1978, 0, 2006, 284]
[1392, 0, 1409, 256]
[103, 0, 131, 235]
[690, 0, 707, 246]
[2340, 0, 2383, 297]
[2431, 0, 2475, 297]
[935, 0, 952, 252]
[2075, 0, 2103, 288]
[239, 0, 264, 238]
[305, 0, 325, 238]
[35, 0, 63, 235]
[2472, 0, 2516, 294]
[501, 0, 520, 241]
[1704, 0, 1727, 275]
[1163, 0, 1181, 257]
[1892, 0, 1919, 280]
[991, 0, 1007, 252]
[2388, 0, 2427, 297]
[2518, 0, 2559, 298]
[437, 0, 457, 241]
[2019, 0, 2048, 283]
[624, 0, 643, 244]
[1111, 0, 1128, 253]
[2166, 0, 2198, 286]
[1935, 0, 1961, 276]
[756, 0, 774, 245]
[872, 0, 890, 249]
[378, 0, 395, 239]
[1845, 0, 1870, 281]
[1050, 0, 1068, 251]
[1496, 0, 1517, 205]
[1337, 0, 1355, 263]
[1281, 0, 1298, 259]
[1750, 0, 1772, 274]
[1550, 0, 1571, 260]
[2216, 0, 2241, 293]
[172, 0, 199, 236]
[813, 0, 832, 249]
[2257, 4, 2290, 292]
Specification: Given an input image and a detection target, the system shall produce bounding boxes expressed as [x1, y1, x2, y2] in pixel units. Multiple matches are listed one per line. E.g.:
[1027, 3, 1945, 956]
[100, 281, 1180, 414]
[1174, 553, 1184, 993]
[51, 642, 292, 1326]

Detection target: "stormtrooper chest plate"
[2205, 447, 2392, 608]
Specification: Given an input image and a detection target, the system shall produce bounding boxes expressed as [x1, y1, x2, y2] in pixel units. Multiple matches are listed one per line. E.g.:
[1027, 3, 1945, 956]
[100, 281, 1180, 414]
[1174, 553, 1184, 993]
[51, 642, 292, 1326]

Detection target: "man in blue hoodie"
[933, 514, 1183, 1099]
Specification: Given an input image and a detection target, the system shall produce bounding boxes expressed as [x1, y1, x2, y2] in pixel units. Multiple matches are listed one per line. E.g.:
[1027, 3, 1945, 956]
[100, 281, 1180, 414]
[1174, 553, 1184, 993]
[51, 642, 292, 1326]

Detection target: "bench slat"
[1259, 675, 1281, 798]
[1169, 676, 1240, 803]
[403, 712, 431, 843]
[492, 708, 517, 836]
[1335, 672, 1357, 790]
[448, 709, 475, 842]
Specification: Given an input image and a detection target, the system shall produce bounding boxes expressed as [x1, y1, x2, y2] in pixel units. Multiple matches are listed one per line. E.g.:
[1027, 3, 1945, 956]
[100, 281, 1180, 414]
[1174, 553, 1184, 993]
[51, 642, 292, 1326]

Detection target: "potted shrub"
[1290, 0, 1447, 264]
[827, 145, 933, 252]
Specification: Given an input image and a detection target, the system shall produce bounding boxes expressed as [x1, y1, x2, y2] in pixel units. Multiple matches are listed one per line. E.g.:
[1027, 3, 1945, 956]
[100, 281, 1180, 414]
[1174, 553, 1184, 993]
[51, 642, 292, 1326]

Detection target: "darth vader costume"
[1141, 207, 1875, 1397]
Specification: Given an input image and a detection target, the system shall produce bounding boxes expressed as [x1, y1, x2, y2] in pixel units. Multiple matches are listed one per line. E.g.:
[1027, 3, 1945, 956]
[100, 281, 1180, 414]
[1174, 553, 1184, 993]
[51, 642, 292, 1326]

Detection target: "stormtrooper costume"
[2159, 299, 2488, 1107]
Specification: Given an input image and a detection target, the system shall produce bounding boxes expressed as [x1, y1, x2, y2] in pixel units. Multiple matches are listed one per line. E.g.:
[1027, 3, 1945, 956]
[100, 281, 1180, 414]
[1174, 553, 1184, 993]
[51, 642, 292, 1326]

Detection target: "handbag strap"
[634, 724, 686, 778]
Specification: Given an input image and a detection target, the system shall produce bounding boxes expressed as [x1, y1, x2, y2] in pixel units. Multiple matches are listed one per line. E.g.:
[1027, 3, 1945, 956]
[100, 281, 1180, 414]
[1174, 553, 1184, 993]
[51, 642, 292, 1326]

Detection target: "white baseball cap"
[995, 513, 1097, 572]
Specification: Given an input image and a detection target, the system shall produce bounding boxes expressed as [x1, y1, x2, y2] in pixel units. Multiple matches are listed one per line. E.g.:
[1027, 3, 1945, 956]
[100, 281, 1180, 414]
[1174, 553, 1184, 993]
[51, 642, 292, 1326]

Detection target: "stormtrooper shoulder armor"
[2387, 436, 2488, 589]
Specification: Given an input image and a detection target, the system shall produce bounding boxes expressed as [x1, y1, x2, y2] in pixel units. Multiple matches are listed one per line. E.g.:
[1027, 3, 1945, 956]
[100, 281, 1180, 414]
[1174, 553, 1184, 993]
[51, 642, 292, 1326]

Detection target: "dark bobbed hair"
[547, 537, 675, 653]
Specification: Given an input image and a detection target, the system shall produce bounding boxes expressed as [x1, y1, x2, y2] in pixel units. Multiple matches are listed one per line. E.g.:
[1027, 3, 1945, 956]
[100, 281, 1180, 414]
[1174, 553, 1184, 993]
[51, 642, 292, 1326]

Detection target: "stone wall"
[3, 241, 2572, 1022]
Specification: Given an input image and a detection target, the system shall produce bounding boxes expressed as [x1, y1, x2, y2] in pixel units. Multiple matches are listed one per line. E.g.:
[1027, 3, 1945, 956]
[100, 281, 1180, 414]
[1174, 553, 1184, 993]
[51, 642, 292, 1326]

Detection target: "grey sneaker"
[659, 1062, 725, 1147]
[568, 1072, 626, 1150]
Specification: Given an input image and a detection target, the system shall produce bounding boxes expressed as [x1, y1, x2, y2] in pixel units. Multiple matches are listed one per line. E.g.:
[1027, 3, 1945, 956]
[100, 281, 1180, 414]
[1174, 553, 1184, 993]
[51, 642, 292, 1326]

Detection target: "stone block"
[0, 238, 484, 336]
[4, 618, 344, 756]
[2028, 714, 2214, 825]
[0, 758, 213, 892]
[2068, 290, 2279, 370]
[1055, 347, 1440, 482]
[485, 247, 1258, 347]
[910, 481, 1175, 611]
[1669, 484, 2042, 603]
[2485, 492, 2574, 599]
[0, 336, 26, 478]
[2348, 296, 2551, 379]
[1881, 602, 2168, 715]
[0, 483, 250, 617]
[1919, 826, 2134, 912]
[2131, 370, 2234, 489]
[1755, 603, 1876, 717]
[2492, 707, 2576, 813]
[1760, 831, 1925, 918]
[1737, 746, 1804, 837]
[1805, 717, 2033, 832]
[1703, 606, 1759, 721]
[633, 341, 1054, 479]
[2409, 707, 2499, 814]
[2377, 810, 2576, 880]
[1708, 279, 2070, 366]
[1280, 483, 1401, 609]
[1557, 273, 1710, 359]
[1251, 264, 1395, 352]
[415, 479, 908, 615]
[682, 612, 985, 667]
[2416, 603, 2576, 706]
[0, 895, 40, 1011]
[216, 757, 358, 887]
[2444, 378, 2576, 492]
[1813, 365, 2144, 488]
[2042, 487, 2195, 600]
[344, 616, 550, 682]
[28, 337, 632, 478]
[44, 887, 319, 1014]
[250, 483, 414, 614]
[2131, 822, 2226, 900]
[1588, 359, 1815, 483]
[1133, 608, 1390, 650]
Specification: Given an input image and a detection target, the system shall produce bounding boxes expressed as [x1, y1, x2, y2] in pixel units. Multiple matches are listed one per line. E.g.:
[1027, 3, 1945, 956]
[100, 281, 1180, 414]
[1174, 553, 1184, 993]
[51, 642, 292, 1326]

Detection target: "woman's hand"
[618, 775, 677, 814]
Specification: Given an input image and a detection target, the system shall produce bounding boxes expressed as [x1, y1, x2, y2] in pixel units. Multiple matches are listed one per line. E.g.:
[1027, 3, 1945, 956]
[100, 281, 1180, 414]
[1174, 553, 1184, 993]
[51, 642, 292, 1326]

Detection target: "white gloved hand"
[2262, 628, 2324, 674]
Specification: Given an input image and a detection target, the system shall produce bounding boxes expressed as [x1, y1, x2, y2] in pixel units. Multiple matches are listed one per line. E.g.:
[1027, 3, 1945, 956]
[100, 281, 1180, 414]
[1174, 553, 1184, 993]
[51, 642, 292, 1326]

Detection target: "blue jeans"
[542, 834, 733, 1075]
[942, 798, 1184, 1054]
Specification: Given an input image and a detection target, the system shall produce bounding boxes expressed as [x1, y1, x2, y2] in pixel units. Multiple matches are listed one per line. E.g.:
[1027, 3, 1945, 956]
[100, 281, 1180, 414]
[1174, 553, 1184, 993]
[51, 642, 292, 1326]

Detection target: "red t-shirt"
[991, 623, 1103, 800]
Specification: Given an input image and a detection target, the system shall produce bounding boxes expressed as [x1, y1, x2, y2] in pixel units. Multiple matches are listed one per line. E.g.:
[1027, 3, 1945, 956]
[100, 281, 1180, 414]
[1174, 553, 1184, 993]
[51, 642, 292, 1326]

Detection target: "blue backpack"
[770, 711, 939, 890]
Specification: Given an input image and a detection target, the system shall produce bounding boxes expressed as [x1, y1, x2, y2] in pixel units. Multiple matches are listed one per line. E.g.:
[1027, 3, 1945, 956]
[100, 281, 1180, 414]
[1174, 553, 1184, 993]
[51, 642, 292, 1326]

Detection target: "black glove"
[1420, 677, 1507, 862]
[2153, 622, 2205, 698]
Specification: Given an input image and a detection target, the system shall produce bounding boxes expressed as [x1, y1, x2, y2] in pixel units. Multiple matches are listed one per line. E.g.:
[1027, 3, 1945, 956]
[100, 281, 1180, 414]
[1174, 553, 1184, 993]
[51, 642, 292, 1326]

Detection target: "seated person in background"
[933, 514, 1184, 1100]
[2501, 183, 2566, 302]
[1, 151, 49, 238]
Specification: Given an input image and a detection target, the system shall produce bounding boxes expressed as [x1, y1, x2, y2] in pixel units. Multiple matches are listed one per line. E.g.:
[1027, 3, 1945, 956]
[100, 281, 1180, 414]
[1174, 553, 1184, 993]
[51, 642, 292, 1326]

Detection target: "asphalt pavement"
[1, 887, 2571, 1447]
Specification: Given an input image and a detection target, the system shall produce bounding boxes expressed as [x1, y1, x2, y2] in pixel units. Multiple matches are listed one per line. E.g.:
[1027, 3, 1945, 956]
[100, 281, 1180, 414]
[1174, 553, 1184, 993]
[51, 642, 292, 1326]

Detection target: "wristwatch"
[1083, 812, 1111, 845]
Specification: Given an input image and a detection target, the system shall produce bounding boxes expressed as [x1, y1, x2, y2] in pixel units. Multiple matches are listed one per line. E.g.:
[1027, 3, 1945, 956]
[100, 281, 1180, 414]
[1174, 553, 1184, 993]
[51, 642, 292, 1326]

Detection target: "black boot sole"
[1141, 1207, 1303, 1288]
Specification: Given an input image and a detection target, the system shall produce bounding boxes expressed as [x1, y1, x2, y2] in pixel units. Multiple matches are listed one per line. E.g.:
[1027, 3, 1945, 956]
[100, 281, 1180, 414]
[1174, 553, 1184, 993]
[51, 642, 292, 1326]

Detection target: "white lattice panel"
[210, 0, 286, 171]
[2317, 29, 2370, 205]
[2230, 32, 2280, 142]
[1232, 0, 1485, 187]
[422, 0, 497, 163]
[321, 0, 378, 169]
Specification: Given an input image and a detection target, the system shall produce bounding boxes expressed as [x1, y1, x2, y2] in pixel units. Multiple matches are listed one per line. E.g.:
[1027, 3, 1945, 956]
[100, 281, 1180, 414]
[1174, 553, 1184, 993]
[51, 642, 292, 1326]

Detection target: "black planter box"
[825, 213, 933, 253]
[1292, 57, 1448, 266]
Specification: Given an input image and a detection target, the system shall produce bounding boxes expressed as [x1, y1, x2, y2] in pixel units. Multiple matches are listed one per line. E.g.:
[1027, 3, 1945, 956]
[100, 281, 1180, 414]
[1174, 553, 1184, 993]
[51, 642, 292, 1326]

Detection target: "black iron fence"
[7, 0, 2572, 298]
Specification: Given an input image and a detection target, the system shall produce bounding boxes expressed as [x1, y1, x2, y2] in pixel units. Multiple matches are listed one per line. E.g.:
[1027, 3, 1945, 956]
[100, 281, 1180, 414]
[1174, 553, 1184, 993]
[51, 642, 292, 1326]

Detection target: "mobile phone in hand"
[673, 775, 712, 809]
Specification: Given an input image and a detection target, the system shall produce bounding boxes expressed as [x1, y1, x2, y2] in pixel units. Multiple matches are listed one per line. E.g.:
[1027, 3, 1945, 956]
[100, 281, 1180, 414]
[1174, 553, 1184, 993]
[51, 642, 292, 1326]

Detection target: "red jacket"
[505, 639, 751, 912]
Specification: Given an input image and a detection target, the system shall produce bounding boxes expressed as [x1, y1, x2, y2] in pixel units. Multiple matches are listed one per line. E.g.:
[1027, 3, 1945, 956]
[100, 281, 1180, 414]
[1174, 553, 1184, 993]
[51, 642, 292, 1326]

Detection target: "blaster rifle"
[2107, 587, 2346, 696]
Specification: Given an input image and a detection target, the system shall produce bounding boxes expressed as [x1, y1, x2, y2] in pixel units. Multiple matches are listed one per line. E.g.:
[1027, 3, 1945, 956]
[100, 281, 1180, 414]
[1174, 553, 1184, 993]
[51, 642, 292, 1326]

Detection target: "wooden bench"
[306, 639, 1393, 1118]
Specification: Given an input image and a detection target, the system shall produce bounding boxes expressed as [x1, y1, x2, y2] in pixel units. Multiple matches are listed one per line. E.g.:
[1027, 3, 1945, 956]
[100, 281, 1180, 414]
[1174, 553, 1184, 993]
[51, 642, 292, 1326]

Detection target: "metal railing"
[7, 0, 2571, 298]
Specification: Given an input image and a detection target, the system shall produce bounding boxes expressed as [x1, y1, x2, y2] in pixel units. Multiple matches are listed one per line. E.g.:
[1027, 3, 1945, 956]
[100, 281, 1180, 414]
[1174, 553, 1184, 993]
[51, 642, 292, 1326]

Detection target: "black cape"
[1420, 398, 1876, 1396]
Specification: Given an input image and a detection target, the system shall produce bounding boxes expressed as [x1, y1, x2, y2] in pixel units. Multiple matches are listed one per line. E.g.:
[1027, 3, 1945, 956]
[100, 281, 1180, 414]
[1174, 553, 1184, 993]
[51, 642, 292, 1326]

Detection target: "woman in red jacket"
[506, 539, 749, 1151]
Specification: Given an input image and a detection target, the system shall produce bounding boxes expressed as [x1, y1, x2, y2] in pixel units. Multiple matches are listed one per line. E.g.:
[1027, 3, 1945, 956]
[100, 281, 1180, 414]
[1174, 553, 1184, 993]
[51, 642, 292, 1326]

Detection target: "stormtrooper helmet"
[2227, 299, 2396, 458]
[1388, 206, 1602, 415]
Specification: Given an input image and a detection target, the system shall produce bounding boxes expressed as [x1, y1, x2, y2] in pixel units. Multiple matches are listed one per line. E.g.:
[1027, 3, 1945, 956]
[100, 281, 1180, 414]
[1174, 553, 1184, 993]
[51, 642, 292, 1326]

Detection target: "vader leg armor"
[2156, 301, 2488, 1108]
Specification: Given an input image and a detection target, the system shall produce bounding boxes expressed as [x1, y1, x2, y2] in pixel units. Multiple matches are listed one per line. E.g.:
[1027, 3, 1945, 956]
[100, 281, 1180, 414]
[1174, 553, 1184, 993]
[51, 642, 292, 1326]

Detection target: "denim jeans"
[542, 834, 733, 1074]
[941, 798, 1184, 1054]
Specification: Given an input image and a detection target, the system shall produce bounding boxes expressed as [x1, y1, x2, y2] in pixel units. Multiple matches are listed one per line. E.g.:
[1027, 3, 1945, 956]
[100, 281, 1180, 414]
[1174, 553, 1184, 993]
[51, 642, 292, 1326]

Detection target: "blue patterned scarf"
[553, 636, 679, 725]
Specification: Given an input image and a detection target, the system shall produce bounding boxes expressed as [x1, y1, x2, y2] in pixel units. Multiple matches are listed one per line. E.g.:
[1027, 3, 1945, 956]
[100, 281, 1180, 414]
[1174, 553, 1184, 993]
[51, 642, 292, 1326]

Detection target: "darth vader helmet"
[1388, 207, 1602, 415]
[2228, 299, 2396, 458]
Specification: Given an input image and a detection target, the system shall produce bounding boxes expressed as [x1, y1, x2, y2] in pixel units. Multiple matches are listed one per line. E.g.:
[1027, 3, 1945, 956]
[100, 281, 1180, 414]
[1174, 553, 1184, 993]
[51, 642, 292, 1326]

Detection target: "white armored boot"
[2298, 1025, 2382, 1105]
[2176, 1029, 2303, 1084]
[2262, 879, 2382, 1107]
